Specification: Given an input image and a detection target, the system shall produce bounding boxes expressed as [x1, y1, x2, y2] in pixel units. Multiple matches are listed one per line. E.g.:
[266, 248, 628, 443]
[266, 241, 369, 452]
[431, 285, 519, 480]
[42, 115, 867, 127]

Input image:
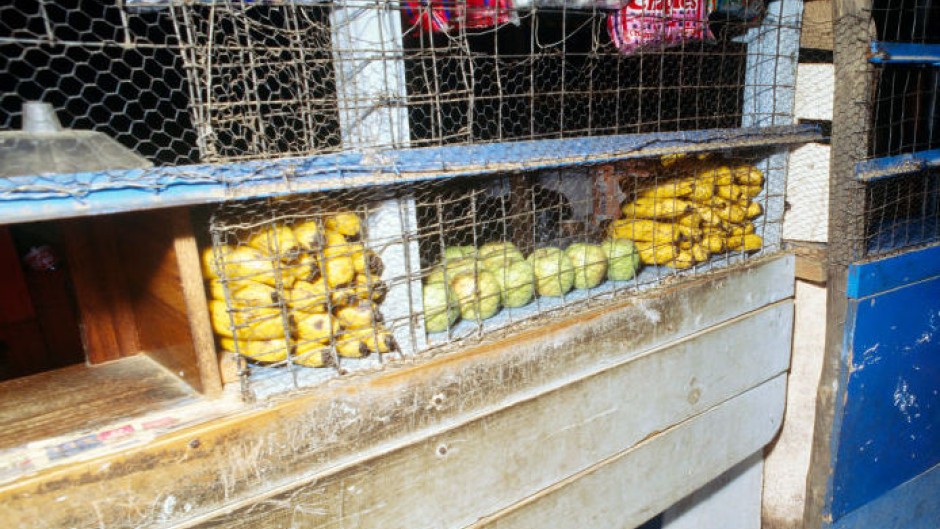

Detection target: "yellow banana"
[730, 223, 756, 237]
[201, 245, 231, 279]
[713, 203, 747, 224]
[325, 212, 362, 237]
[222, 246, 294, 288]
[246, 225, 301, 260]
[295, 312, 339, 343]
[666, 250, 696, 269]
[634, 241, 679, 265]
[691, 243, 710, 263]
[728, 233, 763, 252]
[638, 179, 694, 199]
[292, 219, 324, 252]
[702, 233, 727, 254]
[744, 201, 762, 219]
[219, 337, 289, 364]
[622, 197, 694, 219]
[335, 302, 381, 329]
[292, 340, 330, 367]
[732, 165, 764, 186]
[360, 325, 396, 354]
[608, 218, 682, 243]
[321, 254, 356, 289]
[288, 281, 329, 313]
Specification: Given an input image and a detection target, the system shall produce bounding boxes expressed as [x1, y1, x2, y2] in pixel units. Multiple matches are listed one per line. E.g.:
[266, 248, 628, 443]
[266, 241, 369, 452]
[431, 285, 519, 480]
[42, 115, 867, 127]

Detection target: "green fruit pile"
[423, 239, 643, 334]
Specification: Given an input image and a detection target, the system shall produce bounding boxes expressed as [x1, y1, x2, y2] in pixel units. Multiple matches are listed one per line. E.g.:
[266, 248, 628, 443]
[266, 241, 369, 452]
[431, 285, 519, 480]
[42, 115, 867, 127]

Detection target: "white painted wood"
[330, 3, 425, 356]
[662, 452, 764, 529]
[783, 143, 831, 243]
[763, 281, 828, 529]
[741, 0, 802, 252]
[472, 376, 788, 529]
[794, 64, 835, 122]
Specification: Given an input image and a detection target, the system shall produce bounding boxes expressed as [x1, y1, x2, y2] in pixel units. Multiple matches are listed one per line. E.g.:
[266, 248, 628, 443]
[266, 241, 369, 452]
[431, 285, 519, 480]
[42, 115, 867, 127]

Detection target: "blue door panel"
[830, 268, 940, 520]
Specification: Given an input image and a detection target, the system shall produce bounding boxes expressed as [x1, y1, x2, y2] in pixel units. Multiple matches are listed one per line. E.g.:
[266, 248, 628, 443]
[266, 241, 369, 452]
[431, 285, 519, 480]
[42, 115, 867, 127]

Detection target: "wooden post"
[331, 3, 426, 357]
[804, 1, 873, 527]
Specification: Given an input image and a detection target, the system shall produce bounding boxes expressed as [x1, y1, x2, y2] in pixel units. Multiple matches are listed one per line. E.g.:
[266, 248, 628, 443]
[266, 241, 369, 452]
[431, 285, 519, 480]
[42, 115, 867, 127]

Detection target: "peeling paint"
[893, 378, 919, 424]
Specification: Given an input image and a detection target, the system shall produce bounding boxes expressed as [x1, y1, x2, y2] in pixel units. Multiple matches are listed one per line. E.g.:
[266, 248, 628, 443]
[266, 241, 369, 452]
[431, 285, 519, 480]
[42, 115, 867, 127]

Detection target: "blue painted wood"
[869, 41, 940, 65]
[846, 243, 940, 299]
[830, 270, 940, 521]
[832, 462, 940, 529]
[854, 148, 940, 182]
[0, 125, 819, 224]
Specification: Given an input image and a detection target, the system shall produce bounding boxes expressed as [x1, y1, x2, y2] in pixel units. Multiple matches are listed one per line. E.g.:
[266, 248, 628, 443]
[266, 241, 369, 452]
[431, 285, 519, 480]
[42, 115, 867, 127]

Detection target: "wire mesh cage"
[829, 2, 940, 264]
[1, 0, 809, 398]
[203, 149, 788, 398]
[1, 0, 799, 169]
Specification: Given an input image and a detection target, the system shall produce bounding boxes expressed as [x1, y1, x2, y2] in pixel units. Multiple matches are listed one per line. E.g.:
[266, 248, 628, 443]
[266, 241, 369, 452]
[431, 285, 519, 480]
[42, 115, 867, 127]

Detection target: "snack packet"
[404, 0, 516, 33]
[607, 0, 716, 55]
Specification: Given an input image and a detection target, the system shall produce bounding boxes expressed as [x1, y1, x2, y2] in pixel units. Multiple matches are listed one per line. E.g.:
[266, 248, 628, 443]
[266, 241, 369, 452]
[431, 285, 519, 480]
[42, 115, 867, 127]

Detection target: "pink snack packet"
[607, 0, 716, 55]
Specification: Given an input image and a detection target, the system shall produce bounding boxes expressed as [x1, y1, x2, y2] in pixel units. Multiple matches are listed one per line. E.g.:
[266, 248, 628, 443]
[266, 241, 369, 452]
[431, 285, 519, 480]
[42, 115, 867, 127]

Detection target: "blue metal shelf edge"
[869, 41, 940, 66]
[0, 124, 820, 225]
[854, 148, 940, 182]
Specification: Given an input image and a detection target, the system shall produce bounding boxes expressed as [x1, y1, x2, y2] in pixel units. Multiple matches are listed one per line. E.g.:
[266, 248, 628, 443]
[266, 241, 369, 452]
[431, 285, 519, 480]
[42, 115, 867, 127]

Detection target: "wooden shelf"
[0, 355, 196, 452]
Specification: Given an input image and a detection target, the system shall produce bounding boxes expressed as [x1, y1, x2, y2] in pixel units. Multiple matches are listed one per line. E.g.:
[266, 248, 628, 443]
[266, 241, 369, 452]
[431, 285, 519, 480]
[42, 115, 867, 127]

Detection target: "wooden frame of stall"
[0, 2, 806, 527]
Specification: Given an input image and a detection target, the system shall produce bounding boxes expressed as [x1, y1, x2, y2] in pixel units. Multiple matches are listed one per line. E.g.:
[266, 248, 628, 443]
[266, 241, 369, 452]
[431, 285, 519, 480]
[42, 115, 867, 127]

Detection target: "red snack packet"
[404, 0, 515, 33]
[607, 0, 716, 55]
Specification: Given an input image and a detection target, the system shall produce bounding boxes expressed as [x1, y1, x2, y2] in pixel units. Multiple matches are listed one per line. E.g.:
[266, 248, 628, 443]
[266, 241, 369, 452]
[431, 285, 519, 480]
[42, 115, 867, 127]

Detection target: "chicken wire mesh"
[827, 3, 940, 264]
[203, 151, 787, 398]
[1, 0, 798, 172]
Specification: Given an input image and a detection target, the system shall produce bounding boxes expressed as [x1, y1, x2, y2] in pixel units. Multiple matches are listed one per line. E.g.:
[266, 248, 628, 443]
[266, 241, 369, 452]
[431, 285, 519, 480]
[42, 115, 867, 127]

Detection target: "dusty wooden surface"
[0, 355, 195, 451]
[0, 256, 794, 529]
[189, 301, 792, 529]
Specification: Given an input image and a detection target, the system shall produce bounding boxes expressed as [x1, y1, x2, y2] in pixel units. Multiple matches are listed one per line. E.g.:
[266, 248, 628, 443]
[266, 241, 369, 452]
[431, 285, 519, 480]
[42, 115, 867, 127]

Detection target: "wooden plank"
[662, 453, 764, 529]
[0, 355, 193, 452]
[59, 216, 140, 364]
[847, 243, 940, 299]
[0, 256, 794, 529]
[787, 241, 829, 283]
[474, 378, 786, 529]
[171, 211, 222, 396]
[805, 0, 874, 525]
[185, 302, 792, 529]
[801, 1, 834, 51]
[0, 227, 34, 323]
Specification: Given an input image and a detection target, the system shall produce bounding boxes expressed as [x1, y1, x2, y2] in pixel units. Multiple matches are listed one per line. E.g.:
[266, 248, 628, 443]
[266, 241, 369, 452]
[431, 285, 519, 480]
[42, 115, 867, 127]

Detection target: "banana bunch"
[204, 210, 396, 369]
[608, 159, 765, 269]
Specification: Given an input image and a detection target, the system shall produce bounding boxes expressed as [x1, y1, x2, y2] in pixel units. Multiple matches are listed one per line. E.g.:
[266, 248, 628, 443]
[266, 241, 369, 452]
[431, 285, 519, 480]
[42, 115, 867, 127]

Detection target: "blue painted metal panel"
[0, 124, 819, 224]
[832, 462, 940, 529]
[830, 268, 940, 521]
[869, 41, 940, 66]
[847, 243, 940, 299]
[854, 148, 940, 182]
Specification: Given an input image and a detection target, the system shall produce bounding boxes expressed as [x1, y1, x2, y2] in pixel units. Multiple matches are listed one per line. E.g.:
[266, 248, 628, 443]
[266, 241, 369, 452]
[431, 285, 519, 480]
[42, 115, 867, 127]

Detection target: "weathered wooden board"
[478, 378, 785, 529]
[0, 256, 793, 529]
[183, 301, 791, 529]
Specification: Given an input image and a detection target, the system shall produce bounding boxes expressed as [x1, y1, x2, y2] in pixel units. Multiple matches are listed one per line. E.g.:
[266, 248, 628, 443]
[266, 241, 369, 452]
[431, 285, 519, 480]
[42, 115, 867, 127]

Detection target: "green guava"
[565, 243, 609, 289]
[602, 238, 642, 281]
[423, 281, 460, 334]
[527, 247, 575, 297]
[478, 241, 524, 261]
[480, 249, 525, 273]
[426, 257, 478, 284]
[450, 270, 502, 321]
[442, 245, 477, 261]
[490, 259, 535, 308]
